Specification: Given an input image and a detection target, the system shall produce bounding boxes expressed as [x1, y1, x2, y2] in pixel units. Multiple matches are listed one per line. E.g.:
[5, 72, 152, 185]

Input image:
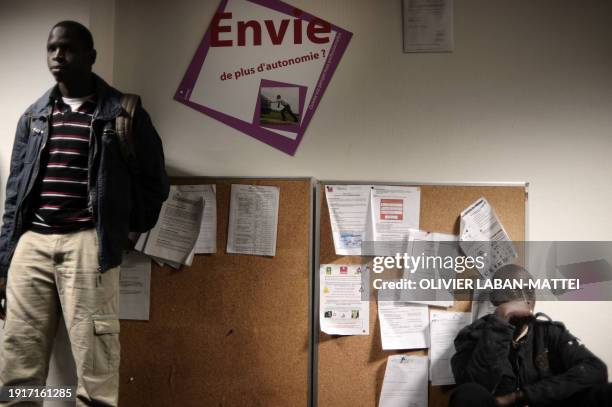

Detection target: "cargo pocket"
[93, 316, 121, 375]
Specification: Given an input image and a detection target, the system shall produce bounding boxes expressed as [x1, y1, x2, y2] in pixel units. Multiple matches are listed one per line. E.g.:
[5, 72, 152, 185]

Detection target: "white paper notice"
[227, 184, 279, 256]
[367, 186, 421, 254]
[471, 298, 496, 322]
[429, 310, 471, 385]
[459, 197, 517, 279]
[325, 185, 372, 255]
[174, 185, 217, 254]
[119, 252, 151, 321]
[139, 186, 204, 266]
[402, 0, 454, 53]
[378, 301, 429, 350]
[399, 231, 456, 307]
[320, 264, 369, 335]
[379, 355, 428, 407]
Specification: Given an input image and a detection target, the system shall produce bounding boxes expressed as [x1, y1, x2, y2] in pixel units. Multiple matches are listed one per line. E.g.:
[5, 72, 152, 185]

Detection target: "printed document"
[119, 251, 151, 320]
[325, 185, 372, 255]
[402, 0, 454, 53]
[320, 264, 369, 335]
[138, 185, 204, 266]
[227, 184, 279, 256]
[429, 311, 471, 385]
[366, 186, 421, 255]
[399, 231, 456, 307]
[379, 355, 428, 407]
[378, 301, 429, 350]
[459, 197, 517, 279]
[174, 185, 217, 254]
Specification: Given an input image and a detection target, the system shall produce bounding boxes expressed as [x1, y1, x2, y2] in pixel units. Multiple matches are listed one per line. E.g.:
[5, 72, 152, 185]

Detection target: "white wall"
[0, 1, 115, 402]
[112, 0, 612, 373]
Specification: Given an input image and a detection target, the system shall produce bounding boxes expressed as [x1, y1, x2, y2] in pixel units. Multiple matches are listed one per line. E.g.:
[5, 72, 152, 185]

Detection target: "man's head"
[47, 21, 96, 83]
[490, 264, 536, 307]
[490, 264, 536, 328]
[276, 95, 281, 99]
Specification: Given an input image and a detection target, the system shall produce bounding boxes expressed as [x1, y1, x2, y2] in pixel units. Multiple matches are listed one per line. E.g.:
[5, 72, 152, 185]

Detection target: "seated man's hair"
[490, 264, 536, 306]
[52, 20, 94, 51]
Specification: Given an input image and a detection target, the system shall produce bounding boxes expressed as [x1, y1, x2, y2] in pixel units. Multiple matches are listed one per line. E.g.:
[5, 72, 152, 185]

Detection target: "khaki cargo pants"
[0, 229, 120, 406]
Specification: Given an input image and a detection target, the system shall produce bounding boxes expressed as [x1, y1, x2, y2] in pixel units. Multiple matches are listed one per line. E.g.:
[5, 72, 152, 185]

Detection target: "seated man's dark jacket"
[0, 74, 170, 277]
[451, 313, 608, 406]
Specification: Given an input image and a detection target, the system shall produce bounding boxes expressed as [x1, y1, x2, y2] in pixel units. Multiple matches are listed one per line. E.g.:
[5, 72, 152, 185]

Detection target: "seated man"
[450, 264, 612, 407]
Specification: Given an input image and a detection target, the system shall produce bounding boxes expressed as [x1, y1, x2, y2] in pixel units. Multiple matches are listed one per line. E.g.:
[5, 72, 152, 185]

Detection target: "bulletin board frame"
[313, 181, 529, 407]
[119, 176, 317, 407]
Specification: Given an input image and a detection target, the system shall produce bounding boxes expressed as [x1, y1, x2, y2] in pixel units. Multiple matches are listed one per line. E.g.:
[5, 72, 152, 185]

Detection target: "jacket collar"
[30, 73, 123, 120]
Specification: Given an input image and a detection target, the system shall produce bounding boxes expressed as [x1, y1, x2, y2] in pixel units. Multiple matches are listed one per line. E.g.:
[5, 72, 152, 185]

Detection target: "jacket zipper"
[89, 117, 102, 271]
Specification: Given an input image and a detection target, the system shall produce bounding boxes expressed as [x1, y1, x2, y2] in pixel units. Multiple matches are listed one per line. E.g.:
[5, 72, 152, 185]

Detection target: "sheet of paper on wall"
[378, 300, 429, 350]
[366, 186, 420, 255]
[471, 297, 496, 322]
[325, 185, 373, 255]
[119, 251, 151, 320]
[379, 355, 428, 407]
[429, 310, 471, 385]
[137, 185, 204, 266]
[227, 184, 279, 256]
[320, 264, 369, 335]
[398, 231, 456, 307]
[402, 0, 454, 53]
[459, 197, 517, 279]
[174, 184, 217, 254]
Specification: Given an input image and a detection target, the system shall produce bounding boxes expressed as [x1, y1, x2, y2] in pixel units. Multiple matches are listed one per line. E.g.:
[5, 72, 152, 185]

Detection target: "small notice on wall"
[320, 264, 369, 336]
[227, 184, 280, 256]
[402, 0, 454, 53]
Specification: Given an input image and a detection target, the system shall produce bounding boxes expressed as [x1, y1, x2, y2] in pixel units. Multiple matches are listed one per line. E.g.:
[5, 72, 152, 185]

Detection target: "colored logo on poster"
[380, 199, 404, 221]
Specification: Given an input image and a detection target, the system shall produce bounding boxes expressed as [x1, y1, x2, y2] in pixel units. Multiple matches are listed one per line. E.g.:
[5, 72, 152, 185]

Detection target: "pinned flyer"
[325, 185, 372, 255]
[429, 311, 471, 386]
[136, 186, 204, 267]
[320, 264, 369, 335]
[365, 186, 421, 255]
[379, 355, 428, 407]
[459, 197, 517, 279]
[378, 300, 429, 350]
[227, 184, 280, 256]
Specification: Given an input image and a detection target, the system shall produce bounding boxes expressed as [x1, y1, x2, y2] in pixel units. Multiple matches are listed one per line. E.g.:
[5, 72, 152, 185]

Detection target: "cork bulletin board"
[118, 178, 314, 407]
[315, 183, 527, 407]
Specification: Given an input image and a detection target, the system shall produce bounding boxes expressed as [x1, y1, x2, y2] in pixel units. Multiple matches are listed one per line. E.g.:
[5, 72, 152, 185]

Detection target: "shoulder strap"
[116, 94, 141, 161]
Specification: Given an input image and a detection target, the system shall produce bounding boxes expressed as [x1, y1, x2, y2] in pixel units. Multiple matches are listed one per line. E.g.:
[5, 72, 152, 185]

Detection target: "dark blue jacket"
[0, 75, 170, 278]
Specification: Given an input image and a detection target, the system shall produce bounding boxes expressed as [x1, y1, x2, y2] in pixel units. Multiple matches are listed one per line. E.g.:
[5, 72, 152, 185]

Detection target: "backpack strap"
[116, 94, 141, 161]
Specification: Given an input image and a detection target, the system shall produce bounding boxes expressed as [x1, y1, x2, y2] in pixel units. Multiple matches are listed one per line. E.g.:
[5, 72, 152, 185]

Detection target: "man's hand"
[0, 277, 6, 320]
[495, 392, 517, 406]
[495, 300, 532, 322]
[495, 390, 526, 407]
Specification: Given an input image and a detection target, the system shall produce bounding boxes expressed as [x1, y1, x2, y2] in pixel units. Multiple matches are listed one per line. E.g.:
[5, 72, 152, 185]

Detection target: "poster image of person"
[259, 86, 301, 125]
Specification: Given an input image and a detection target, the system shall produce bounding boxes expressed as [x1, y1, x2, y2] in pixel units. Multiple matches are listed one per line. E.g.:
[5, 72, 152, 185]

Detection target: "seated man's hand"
[495, 300, 532, 322]
[495, 390, 526, 407]
[495, 392, 516, 406]
[0, 277, 6, 320]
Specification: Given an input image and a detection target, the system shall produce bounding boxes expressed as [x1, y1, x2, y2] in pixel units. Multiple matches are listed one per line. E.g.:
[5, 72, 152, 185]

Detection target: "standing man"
[0, 21, 169, 406]
[276, 95, 299, 123]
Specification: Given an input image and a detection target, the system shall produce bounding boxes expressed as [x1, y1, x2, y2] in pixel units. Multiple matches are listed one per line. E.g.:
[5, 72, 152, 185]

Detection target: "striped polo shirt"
[28, 96, 96, 233]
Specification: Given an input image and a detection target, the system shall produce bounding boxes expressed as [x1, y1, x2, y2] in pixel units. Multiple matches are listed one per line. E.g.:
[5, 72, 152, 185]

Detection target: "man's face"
[47, 26, 94, 82]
